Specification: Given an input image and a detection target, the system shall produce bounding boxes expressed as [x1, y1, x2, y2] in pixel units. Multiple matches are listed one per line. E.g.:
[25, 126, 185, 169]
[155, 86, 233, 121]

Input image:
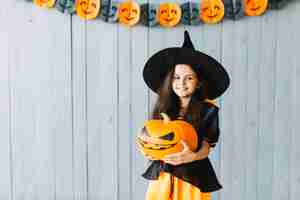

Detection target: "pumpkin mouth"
[137, 137, 178, 150]
[163, 17, 175, 22]
[125, 16, 136, 21]
[250, 6, 261, 11]
[207, 13, 219, 18]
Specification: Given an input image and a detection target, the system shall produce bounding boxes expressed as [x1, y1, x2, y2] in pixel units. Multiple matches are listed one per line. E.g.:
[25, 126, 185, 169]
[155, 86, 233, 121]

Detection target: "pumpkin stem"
[160, 113, 170, 123]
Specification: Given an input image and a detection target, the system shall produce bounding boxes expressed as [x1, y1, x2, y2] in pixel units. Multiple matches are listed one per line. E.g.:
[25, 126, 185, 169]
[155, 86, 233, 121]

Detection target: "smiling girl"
[141, 30, 230, 200]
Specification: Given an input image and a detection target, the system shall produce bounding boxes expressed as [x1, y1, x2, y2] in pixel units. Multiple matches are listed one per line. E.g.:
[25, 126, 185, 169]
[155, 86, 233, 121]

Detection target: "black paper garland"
[25, 0, 290, 26]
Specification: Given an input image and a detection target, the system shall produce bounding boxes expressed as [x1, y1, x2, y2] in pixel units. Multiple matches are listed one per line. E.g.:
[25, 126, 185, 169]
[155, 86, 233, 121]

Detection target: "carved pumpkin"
[200, 0, 225, 24]
[180, 2, 201, 25]
[76, 0, 101, 20]
[118, 1, 141, 26]
[158, 3, 182, 27]
[136, 113, 198, 160]
[244, 0, 268, 16]
[34, 0, 56, 8]
[140, 3, 159, 27]
[224, 0, 244, 20]
[100, 0, 119, 23]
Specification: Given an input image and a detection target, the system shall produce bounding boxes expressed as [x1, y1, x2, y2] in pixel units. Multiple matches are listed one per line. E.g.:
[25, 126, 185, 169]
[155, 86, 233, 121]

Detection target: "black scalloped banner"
[26, 0, 289, 27]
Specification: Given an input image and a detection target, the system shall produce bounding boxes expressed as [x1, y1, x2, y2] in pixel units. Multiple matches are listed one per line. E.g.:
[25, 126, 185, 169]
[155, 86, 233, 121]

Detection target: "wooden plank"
[289, 1, 300, 200]
[272, 2, 295, 200]
[131, 25, 150, 200]
[72, 15, 88, 200]
[117, 24, 132, 200]
[219, 19, 235, 200]
[0, 1, 12, 200]
[257, 10, 277, 200]
[244, 16, 262, 200]
[86, 20, 118, 199]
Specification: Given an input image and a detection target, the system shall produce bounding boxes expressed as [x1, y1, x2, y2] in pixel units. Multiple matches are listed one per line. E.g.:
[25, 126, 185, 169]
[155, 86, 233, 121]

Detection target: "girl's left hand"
[162, 140, 200, 165]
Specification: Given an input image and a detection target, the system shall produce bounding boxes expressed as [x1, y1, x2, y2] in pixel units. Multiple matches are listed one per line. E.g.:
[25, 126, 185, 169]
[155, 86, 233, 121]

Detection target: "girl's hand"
[162, 140, 211, 165]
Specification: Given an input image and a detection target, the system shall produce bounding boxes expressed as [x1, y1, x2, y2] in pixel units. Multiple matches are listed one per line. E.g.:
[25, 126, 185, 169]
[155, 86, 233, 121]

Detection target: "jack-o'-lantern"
[181, 2, 201, 25]
[158, 3, 182, 28]
[76, 0, 101, 20]
[200, 0, 225, 24]
[34, 0, 56, 8]
[118, 1, 140, 26]
[100, 0, 119, 23]
[136, 113, 198, 160]
[244, 0, 268, 16]
[140, 3, 159, 27]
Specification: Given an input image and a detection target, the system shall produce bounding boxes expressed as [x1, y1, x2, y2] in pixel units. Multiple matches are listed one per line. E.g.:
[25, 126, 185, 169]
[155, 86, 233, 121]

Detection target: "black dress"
[141, 102, 223, 193]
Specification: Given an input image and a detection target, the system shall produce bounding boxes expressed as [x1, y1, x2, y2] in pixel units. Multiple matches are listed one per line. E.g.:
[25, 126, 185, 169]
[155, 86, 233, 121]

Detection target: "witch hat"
[143, 30, 230, 99]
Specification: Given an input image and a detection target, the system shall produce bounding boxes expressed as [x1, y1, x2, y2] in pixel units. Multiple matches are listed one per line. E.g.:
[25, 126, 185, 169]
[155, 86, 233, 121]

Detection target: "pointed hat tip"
[182, 30, 195, 49]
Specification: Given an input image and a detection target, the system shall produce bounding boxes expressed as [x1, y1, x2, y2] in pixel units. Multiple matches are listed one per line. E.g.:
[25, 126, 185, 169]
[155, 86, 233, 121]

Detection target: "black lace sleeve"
[202, 105, 220, 148]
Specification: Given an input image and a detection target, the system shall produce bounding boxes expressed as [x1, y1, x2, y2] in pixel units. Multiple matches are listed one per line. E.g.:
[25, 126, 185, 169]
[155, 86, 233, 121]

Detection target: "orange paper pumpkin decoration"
[136, 113, 198, 160]
[158, 3, 182, 27]
[76, 0, 101, 20]
[34, 0, 56, 8]
[244, 0, 268, 16]
[200, 0, 225, 24]
[118, 1, 141, 26]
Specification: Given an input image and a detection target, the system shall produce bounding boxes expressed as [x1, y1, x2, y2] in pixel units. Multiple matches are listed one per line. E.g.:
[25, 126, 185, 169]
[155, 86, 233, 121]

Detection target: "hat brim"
[143, 47, 230, 99]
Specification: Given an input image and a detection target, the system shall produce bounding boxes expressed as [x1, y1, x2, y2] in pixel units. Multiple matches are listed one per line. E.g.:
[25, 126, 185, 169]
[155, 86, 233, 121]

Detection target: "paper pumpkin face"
[100, 0, 119, 23]
[200, 0, 225, 24]
[224, 0, 244, 20]
[244, 0, 268, 16]
[158, 3, 182, 27]
[180, 2, 201, 25]
[118, 1, 141, 26]
[140, 3, 159, 27]
[136, 113, 198, 160]
[76, 0, 101, 20]
[34, 0, 56, 8]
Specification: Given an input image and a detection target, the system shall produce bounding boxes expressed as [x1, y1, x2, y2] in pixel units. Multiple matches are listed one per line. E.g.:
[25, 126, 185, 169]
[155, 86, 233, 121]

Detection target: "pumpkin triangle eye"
[159, 132, 175, 141]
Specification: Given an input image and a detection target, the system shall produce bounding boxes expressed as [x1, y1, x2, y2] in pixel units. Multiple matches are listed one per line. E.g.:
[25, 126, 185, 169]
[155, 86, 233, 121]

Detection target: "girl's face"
[172, 64, 199, 99]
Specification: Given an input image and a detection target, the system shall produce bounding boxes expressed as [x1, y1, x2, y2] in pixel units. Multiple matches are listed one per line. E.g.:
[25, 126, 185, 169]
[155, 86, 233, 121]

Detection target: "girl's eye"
[173, 76, 180, 80]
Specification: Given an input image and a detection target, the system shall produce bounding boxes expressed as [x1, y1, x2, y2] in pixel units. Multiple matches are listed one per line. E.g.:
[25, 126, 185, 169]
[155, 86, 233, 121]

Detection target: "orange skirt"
[145, 172, 212, 200]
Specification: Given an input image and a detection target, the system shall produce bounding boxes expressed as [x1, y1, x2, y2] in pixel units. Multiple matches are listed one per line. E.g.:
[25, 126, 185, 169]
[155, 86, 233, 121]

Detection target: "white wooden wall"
[0, 1, 300, 200]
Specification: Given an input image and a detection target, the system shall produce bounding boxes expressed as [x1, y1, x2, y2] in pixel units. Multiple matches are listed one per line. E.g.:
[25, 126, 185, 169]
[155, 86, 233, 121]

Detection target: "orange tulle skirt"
[145, 172, 212, 200]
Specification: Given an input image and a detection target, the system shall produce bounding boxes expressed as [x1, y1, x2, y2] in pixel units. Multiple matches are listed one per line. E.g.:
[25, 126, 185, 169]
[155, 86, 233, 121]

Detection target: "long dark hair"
[151, 65, 210, 131]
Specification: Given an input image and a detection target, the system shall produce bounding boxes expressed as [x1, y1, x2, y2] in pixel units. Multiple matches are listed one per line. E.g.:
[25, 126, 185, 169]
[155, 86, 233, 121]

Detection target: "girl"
[141, 30, 230, 200]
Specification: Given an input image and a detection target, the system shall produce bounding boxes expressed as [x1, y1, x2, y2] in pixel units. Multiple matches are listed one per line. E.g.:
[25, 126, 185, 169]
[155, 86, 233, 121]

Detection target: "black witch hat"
[143, 30, 230, 99]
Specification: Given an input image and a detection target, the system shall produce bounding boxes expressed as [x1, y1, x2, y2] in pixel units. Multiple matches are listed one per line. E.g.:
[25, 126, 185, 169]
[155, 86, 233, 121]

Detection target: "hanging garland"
[25, 0, 289, 27]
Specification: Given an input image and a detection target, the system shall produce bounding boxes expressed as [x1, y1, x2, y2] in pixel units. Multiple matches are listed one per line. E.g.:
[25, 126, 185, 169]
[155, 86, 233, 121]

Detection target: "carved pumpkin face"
[100, 1, 119, 23]
[158, 3, 182, 27]
[34, 0, 56, 8]
[244, 0, 268, 16]
[76, 0, 101, 20]
[140, 3, 158, 27]
[136, 113, 198, 160]
[200, 0, 225, 24]
[181, 2, 201, 25]
[118, 1, 140, 26]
